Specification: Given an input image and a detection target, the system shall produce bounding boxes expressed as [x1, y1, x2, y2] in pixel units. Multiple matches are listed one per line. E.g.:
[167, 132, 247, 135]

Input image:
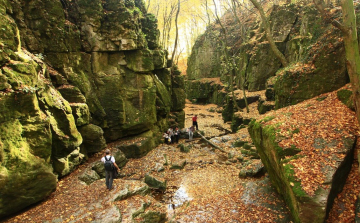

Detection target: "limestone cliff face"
[248, 90, 356, 222]
[0, 0, 184, 217]
[186, 4, 349, 107]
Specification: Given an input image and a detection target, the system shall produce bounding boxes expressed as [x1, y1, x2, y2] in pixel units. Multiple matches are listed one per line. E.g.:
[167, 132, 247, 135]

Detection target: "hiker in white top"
[188, 126, 194, 140]
[101, 149, 120, 190]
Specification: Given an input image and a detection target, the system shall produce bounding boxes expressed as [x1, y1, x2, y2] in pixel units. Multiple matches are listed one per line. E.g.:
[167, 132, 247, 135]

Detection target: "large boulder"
[186, 78, 226, 105]
[245, 42, 284, 91]
[114, 131, 157, 158]
[79, 124, 107, 154]
[248, 90, 357, 223]
[274, 33, 347, 109]
[144, 174, 167, 191]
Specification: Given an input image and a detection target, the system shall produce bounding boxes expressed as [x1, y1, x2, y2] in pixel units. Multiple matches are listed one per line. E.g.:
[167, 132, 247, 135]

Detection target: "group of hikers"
[101, 114, 200, 190]
[163, 126, 180, 144]
[163, 114, 199, 143]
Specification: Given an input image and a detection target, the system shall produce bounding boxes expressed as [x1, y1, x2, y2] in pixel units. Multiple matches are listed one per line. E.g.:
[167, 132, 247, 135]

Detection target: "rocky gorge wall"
[186, 4, 360, 222]
[0, 0, 184, 218]
[186, 4, 351, 109]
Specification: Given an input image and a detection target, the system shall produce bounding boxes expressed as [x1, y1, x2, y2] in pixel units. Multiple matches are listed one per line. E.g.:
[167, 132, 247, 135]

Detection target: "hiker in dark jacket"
[174, 127, 180, 143]
[101, 149, 120, 190]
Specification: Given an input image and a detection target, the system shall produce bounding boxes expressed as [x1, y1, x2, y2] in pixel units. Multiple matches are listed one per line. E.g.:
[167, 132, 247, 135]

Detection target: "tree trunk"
[213, 0, 241, 112]
[243, 88, 250, 113]
[230, 0, 246, 41]
[171, 0, 180, 64]
[205, 0, 211, 26]
[249, 0, 288, 67]
[314, 0, 360, 124]
[197, 132, 227, 153]
[340, 0, 360, 123]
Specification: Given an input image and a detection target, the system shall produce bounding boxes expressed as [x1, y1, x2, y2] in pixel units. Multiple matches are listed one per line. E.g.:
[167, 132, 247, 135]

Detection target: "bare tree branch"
[249, 0, 288, 67]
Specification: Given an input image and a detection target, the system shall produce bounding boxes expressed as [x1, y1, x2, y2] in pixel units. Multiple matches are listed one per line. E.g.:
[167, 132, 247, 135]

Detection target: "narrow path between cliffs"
[4, 99, 360, 222]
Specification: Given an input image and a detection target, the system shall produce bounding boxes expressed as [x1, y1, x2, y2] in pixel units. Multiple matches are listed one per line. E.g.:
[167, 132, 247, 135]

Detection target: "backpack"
[104, 156, 114, 171]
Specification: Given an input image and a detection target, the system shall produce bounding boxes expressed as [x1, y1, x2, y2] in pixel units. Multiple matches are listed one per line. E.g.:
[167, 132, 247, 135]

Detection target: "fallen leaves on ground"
[263, 85, 358, 197]
[3, 86, 360, 222]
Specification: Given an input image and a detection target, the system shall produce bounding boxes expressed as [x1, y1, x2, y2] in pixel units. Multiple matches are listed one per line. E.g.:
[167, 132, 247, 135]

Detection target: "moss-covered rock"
[274, 61, 348, 109]
[265, 76, 277, 101]
[186, 29, 223, 81]
[96, 71, 157, 140]
[170, 160, 187, 169]
[0, 1, 18, 65]
[238, 160, 265, 178]
[178, 144, 190, 153]
[78, 124, 106, 154]
[172, 73, 185, 89]
[234, 93, 260, 109]
[74, 0, 146, 51]
[126, 50, 155, 72]
[231, 112, 243, 133]
[134, 210, 167, 223]
[57, 85, 87, 104]
[0, 71, 11, 90]
[113, 181, 150, 201]
[337, 89, 354, 111]
[0, 0, 185, 217]
[154, 74, 171, 118]
[92, 149, 127, 178]
[152, 50, 166, 69]
[270, 7, 298, 42]
[258, 100, 275, 114]
[78, 169, 100, 185]
[248, 98, 356, 222]
[141, 13, 160, 50]
[37, 86, 84, 176]
[115, 130, 157, 158]
[186, 78, 225, 105]
[10, 0, 81, 53]
[144, 174, 166, 191]
[113, 148, 128, 168]
[155, 68, 172, 91]
[168, 110, 185, 129]
[46, 52, 106, 124]
[246, 42, 284, 91]
[171, 88, 186, 111]
[52, 147, 84, 177]
[186, 4, 350, 111]
[0, 93, 57, 218]
[70, 103, 90, 127]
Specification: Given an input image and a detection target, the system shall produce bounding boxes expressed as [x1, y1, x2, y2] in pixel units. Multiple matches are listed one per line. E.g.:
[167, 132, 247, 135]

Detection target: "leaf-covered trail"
[3, 92, 360, 222]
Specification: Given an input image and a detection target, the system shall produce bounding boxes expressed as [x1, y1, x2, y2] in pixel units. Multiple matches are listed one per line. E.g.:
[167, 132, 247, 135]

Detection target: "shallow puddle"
[168, 185, 192, 210]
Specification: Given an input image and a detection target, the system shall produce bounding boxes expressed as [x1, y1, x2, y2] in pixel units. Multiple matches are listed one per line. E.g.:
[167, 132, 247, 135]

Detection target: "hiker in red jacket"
[192, 115, 198, 130]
